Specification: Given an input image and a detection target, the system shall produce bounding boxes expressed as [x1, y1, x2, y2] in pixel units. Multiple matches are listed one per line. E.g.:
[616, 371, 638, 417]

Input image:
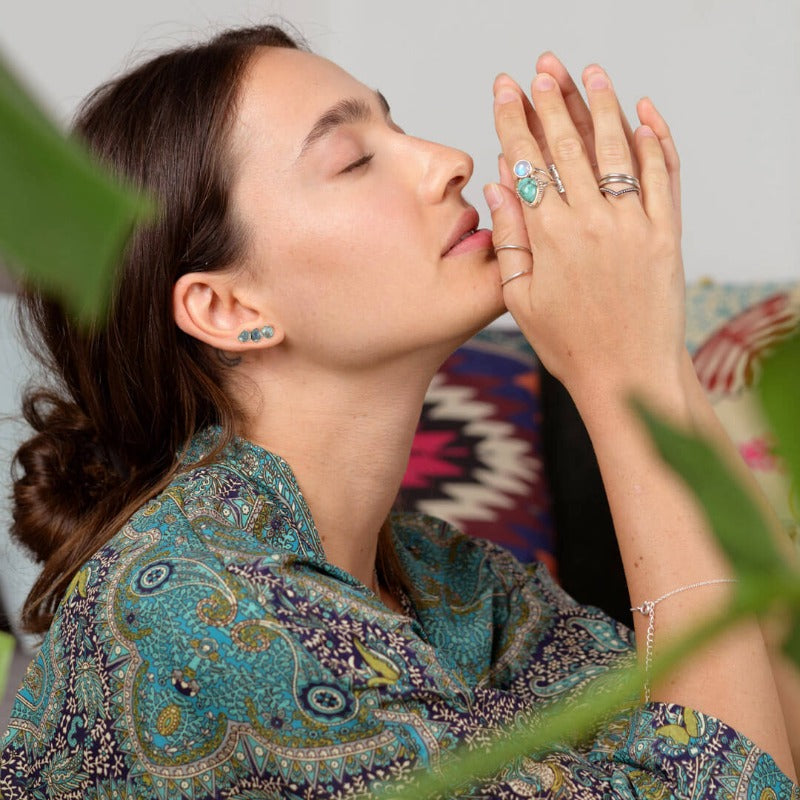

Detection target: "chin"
[437, 299, 506, 363]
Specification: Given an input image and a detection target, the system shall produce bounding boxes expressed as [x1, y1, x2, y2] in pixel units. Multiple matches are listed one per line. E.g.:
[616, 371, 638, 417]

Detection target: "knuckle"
[581, 208, 612, 239]
[507, 141, 536, 165]
[653, 228, 677, 256]
[495, 102, 523, 127]
[643, 166, 670, 193]
[596, 136, 629, 164]
[551, 134, 584, 162]
[492, 224, 522, 247]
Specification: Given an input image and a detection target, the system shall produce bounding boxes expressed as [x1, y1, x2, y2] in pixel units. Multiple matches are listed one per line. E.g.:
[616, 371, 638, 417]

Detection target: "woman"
[1, 23, 797, 798]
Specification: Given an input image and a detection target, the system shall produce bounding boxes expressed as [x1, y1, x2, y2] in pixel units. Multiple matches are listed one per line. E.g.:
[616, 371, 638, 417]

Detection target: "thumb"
[483, 182, 534, 304]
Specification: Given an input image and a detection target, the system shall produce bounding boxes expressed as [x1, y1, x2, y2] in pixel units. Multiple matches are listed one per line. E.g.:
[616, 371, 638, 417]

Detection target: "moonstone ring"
[513, 160, 552, 207]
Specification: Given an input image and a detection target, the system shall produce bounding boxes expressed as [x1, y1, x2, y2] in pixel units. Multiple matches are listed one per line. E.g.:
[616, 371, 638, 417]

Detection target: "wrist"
[567, 363, 694, 435]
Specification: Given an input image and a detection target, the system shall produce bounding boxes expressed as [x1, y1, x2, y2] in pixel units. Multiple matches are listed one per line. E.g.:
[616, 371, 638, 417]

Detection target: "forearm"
[682, 351, 800, 774]
[569, 353, 796, 780]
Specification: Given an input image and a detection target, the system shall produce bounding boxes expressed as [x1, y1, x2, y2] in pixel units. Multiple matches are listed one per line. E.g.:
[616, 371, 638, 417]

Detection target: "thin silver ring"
[494, 244, 533, 256]
[599, 186, 640, 197]
[598, 173, 640, 189]
[501, 268, 533, 287]
[547, 163, 566, 194]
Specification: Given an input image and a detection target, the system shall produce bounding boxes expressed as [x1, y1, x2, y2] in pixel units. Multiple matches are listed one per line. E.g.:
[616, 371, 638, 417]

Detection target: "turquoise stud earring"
[237, 325, 275, 343]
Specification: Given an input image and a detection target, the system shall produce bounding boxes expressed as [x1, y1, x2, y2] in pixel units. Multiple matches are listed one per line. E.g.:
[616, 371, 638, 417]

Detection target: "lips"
[442, 208, 481, 256]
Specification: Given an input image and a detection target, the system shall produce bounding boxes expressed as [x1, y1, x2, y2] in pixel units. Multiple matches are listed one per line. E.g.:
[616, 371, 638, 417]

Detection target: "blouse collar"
[182, 426, 326, 561]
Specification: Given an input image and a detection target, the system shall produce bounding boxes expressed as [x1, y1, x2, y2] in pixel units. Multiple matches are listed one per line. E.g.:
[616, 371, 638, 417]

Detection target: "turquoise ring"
[513, 159, 552, 208]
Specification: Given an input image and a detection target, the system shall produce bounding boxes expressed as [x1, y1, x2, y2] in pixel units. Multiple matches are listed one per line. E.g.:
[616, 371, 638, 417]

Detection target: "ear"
[172, 271, 284, 350]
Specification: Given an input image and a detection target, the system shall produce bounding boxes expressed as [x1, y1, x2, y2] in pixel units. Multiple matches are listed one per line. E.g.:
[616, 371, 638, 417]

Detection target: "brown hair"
[12, 24, 409, 634]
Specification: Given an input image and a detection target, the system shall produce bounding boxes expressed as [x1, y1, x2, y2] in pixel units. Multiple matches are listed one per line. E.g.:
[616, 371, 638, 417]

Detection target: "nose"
[413, 138, 474, 203]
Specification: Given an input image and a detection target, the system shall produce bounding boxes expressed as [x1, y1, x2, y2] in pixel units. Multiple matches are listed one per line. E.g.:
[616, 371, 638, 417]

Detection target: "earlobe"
[172, 272, 283, 350]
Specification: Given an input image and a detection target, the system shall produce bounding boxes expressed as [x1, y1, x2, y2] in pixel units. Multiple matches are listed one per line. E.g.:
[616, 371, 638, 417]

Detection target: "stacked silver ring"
[548, 163, 566, 194]
[598, 173, 640, 197]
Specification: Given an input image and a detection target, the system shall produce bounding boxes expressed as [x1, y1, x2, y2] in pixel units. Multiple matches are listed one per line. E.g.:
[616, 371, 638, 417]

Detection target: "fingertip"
[638, 124, 657, 139]
[536, 51, 559, 71]
[493, 72, 513, 91]
[583, 63, 604, 80]
[532, 72, 556, 92]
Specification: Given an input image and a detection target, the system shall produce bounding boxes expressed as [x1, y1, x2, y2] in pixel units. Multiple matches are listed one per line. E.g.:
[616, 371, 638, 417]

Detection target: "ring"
[547, 163, 566, 194]
[599, 186, 640, 197]
[598, 173, 640, 188]
[494, 244, 532, 256]
[513, 160, 551, 207]
[501, 268, 533, 287]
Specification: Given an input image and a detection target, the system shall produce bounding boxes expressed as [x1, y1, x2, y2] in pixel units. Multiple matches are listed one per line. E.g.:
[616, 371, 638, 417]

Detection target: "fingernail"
[639, 125, 656, 138]
[589, 73, 609, 90]
[534, 74, 555, 91]
[495, 87, 518, 104]
[484, 183, 504, 210]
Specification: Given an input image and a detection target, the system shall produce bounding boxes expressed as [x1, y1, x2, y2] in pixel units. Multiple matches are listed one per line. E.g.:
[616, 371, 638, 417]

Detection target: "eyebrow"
[297, 90, 391, 159]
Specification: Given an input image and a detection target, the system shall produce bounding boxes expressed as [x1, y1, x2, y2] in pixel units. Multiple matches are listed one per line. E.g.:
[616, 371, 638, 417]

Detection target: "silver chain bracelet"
[630, 578, 737, 703]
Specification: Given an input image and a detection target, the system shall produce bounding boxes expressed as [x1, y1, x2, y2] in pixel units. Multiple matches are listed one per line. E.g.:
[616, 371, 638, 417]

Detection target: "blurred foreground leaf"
[757, 331, 800, 667]
[632, 400, 786, 579]
[0, 53, 152, 322]
[784, 617, 800, 666]
[758, 331, 800, 491]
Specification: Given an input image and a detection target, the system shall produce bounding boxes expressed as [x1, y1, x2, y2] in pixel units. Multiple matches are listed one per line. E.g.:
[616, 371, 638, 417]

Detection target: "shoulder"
[390, 509, 547, 599]
[391, 509, 540, 572]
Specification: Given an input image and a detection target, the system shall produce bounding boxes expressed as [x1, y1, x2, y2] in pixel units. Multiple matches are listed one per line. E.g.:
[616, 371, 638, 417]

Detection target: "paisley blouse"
[1, 430, 797, 799]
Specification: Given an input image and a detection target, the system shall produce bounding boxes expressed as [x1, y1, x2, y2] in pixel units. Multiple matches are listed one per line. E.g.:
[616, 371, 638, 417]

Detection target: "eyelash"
[341, 152, 374, 173]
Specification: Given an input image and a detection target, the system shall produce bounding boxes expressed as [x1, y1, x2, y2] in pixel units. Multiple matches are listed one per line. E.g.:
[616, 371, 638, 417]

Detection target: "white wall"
[0, 0, 798, 638]
[2, 0, 799, 283]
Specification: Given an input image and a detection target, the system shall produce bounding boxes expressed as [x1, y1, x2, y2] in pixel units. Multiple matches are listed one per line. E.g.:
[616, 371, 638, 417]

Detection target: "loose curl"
[11, 24, 390, 634]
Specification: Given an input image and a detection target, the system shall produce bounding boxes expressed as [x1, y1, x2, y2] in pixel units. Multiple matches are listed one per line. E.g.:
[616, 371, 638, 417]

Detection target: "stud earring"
[237, 325, 275, 343]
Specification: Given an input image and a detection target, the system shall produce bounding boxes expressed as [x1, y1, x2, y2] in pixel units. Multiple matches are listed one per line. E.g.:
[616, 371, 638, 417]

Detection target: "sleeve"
[466, 535, 800, 799]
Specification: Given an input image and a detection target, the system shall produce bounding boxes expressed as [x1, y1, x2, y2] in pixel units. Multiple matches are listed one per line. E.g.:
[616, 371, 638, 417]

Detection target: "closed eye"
[341, 153, 374, 174]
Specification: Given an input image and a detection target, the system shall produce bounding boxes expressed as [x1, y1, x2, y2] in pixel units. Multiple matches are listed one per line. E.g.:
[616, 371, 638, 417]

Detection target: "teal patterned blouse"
[1, 431, 797, 798]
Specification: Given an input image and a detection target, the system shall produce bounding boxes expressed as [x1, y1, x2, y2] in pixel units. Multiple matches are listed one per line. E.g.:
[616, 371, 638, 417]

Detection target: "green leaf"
[0, 52, 153, 323]
[631, 399, 784, 578]
[0, 631, 15, 702]
[758, 331, 800, 490]
[783, 613, 800, 670]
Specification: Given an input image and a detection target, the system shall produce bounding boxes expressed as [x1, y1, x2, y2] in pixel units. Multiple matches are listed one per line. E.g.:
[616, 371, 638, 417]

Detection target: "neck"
[239, 355, 436, 590]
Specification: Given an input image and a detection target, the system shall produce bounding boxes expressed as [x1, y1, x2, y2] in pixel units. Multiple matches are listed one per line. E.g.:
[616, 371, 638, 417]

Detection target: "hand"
[485, 58, 685, 405]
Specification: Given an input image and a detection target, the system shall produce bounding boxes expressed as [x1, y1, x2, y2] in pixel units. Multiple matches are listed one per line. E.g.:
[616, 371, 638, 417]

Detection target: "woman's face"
[229, 47, 504, 372]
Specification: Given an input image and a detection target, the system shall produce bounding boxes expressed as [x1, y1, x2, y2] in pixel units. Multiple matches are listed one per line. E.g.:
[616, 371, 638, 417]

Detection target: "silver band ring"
[599, 186, 640, 197]
[598, 173, 640, 189]
[494, 244, 533, 256]
[501, 269, 533, 287]
[547, 163, 566, 194]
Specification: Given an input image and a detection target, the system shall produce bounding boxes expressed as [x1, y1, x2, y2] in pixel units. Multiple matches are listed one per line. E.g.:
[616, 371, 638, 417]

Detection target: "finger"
[498, 153, 515, 190]
[529, 72, 598, 206]
[582, 66, 639, 203]
[634, 125, 673, 229]
[582, 64, 640, 177]
[517, 87, 556, 167]
[483, 182, 534, 302]
[494, 75, 560, 210]
[537, 52, 598, 175]
[637, 96, 681, 226]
